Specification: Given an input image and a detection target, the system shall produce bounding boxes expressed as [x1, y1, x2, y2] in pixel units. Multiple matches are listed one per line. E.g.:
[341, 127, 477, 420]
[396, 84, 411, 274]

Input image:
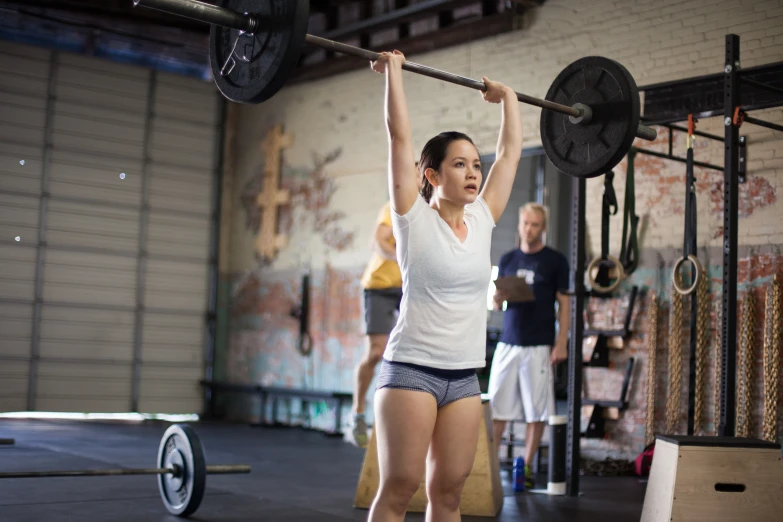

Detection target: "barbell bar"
[0, 464, 250, 479]
[0, 424, 250, 518]
[133, 0, 656, 178]
[133, 0, 657, 143]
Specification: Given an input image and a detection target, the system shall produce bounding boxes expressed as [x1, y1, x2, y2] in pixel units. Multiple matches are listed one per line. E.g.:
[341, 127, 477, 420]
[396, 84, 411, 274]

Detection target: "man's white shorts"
[487, 342, 555, 423]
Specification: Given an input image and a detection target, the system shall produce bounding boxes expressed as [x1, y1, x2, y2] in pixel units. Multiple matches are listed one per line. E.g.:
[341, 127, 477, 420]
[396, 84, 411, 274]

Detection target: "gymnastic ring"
[672, 254, 703, 296]
[587, 254, 626, 294]
[297, 332, 312, 356]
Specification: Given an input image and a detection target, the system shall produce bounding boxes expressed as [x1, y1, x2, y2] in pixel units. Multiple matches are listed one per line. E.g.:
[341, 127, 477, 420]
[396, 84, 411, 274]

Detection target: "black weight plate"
[157, 424, 206, 517]
[209, 0, 310, 104]
[540, 56, 640, 179]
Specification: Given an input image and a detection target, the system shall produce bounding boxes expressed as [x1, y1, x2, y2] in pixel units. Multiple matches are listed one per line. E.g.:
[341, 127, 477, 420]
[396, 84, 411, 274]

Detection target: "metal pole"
[566, 176, 585, 496]
[742, 115, 783, 133]
[719, 34, 740, 437]
[0, 468, 174, 479]
[303, 34, 580, 117]
[133, 0, 255, 32]
[686, 146, 697, 436]
[740, 76, 783, 98]
[0, 464, 251, 479]
[204, 97, 226, 414]
[631, 147, 724, 173]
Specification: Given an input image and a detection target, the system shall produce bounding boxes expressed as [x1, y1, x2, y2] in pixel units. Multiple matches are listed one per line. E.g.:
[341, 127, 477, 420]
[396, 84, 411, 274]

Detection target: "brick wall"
[580, 249, 782, 459]
[222, 0, 783, 452]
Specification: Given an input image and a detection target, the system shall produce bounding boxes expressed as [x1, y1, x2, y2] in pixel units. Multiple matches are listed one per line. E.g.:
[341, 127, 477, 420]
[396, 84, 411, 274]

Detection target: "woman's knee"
[378, 474, 421, 512]
[426, 470, 471, 511]
[363, 336, 387, 365]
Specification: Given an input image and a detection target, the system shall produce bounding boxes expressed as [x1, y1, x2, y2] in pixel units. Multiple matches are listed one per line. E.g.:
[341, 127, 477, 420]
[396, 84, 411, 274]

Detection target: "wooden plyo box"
[641, 435, 783, 522]
[353, 402, 503, 517]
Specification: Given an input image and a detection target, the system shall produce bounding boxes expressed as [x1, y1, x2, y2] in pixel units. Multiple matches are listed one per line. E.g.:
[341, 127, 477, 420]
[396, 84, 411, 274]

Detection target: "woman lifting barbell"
[366, 49, 522, 522]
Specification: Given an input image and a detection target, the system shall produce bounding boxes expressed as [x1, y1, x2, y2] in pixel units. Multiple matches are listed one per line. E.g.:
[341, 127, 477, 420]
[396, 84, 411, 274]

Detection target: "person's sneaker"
[524, 464, 534, 489]
[350, 414, 368, 448]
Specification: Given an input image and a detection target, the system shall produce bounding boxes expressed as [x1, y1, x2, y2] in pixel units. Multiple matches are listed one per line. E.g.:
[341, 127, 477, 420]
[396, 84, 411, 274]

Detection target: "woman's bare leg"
[368, 387, 437, 522]
[424, 396, 483, 522]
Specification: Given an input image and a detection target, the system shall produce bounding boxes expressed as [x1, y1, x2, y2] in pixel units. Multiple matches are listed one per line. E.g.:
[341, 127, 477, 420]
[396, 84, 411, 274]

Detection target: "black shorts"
[363, 288, 402, 335]
[376, 360, 480, 409]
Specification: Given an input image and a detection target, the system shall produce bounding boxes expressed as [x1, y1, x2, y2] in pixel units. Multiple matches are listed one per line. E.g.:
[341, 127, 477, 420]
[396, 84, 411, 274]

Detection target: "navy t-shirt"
[497, 246, 570, 347]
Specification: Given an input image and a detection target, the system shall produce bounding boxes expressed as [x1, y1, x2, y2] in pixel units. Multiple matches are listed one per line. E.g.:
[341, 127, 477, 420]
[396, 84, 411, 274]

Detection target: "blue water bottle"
[512, 456, 526, 492]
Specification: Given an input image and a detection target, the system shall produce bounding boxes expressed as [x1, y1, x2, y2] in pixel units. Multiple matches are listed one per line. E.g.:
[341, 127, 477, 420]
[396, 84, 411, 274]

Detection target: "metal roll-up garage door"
[0, 40, 220, 414]
[0, 41, 51, 413]
[141, 71, 219, 414]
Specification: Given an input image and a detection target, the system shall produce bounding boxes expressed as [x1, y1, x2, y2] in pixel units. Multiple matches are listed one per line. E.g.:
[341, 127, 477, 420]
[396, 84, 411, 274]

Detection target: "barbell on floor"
[0, 424, 251, 518]
[133, 0, 657, 179]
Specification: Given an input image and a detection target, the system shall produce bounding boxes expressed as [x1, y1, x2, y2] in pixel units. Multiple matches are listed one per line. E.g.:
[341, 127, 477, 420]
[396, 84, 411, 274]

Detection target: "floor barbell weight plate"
[540, 56, 642, 179]
[209, 0, 310, 104]
[157, 424, 207, 517]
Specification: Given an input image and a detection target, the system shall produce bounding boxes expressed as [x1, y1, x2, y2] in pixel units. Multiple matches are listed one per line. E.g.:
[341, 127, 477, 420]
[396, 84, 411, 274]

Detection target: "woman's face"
[426, 140, 482, 206]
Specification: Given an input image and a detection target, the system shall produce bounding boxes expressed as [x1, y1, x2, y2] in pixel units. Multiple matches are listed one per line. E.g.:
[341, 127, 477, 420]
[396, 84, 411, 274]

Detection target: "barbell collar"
[635, 124, 658, 141]
[569, 103, 592, 125]
[205, 464, 252, 474]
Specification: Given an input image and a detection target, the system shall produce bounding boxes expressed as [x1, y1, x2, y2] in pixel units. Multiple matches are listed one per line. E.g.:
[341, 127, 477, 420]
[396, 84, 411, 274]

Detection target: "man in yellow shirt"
[350, 201, 402, 447]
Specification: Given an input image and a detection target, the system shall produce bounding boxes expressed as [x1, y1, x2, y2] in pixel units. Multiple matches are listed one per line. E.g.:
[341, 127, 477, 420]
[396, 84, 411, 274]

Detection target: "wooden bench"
[200, 381, 351, 436]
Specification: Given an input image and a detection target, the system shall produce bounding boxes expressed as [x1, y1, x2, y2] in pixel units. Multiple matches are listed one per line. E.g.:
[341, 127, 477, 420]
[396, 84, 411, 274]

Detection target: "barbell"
[133, 0, 657, 179]
[0, 424, 251, 518]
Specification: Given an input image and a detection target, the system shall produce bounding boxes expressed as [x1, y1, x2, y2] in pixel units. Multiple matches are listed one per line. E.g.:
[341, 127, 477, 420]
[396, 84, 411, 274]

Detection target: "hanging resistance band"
[672, 117, 702, 295]
[619, 149, 639, 275]
[587, 171, 625, 293]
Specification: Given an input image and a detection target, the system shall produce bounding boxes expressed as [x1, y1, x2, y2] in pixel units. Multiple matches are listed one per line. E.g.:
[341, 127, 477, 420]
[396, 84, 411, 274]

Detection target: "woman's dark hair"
[418, 131, 477, 203]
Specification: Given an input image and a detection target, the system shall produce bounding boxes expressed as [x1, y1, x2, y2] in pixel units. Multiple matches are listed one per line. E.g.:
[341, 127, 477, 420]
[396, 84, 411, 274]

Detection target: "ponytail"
[420, 171, 434, 202]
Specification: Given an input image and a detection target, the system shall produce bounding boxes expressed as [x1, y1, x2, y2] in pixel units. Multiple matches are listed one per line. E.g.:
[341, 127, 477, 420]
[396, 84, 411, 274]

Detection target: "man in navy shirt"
[488, 202, 570, 489]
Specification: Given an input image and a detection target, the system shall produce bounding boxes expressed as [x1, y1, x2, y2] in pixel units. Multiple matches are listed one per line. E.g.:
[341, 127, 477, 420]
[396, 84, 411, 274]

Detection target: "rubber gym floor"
[0, 420, 646, 521]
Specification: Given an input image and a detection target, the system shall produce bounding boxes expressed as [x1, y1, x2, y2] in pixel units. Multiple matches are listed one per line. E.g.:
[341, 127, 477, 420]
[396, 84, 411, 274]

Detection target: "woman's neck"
[430, 196, 466, 228]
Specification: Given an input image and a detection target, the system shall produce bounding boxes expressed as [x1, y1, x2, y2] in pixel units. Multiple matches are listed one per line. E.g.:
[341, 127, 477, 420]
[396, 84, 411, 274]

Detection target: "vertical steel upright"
[718, 34, 740, 437]
[566, 177, 586, 496]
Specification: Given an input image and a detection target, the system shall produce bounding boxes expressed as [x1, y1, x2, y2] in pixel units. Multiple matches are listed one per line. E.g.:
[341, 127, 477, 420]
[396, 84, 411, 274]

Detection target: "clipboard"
[493, 276, 535, 303]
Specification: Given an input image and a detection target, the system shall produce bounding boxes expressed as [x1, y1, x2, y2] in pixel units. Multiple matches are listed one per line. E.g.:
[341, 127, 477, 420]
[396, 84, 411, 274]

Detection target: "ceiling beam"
[320, 0, 481, 41]
[290, 11, 516, 85]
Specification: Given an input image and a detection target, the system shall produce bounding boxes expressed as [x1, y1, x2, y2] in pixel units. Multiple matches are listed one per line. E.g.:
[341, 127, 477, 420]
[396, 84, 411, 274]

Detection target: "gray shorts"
[376, 360, 481, 409]
[364, 288, 402, 335]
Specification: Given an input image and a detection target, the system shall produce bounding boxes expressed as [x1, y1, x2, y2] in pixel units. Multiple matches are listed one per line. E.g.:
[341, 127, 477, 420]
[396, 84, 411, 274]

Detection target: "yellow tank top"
[360, 202, 402, 289]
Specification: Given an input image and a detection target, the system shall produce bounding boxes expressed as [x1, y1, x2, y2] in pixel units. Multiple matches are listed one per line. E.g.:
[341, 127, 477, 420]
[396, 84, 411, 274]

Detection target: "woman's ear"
[424, 167, 438, 187]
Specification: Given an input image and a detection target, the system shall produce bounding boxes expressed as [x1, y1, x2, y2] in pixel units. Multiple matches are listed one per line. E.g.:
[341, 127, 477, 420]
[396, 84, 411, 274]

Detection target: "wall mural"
[228, 136, 365, 432]
[240, 142, 354, 261]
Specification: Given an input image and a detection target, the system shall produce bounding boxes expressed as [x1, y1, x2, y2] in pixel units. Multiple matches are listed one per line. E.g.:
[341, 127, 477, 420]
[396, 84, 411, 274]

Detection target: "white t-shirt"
[384, 194, 496, 370]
